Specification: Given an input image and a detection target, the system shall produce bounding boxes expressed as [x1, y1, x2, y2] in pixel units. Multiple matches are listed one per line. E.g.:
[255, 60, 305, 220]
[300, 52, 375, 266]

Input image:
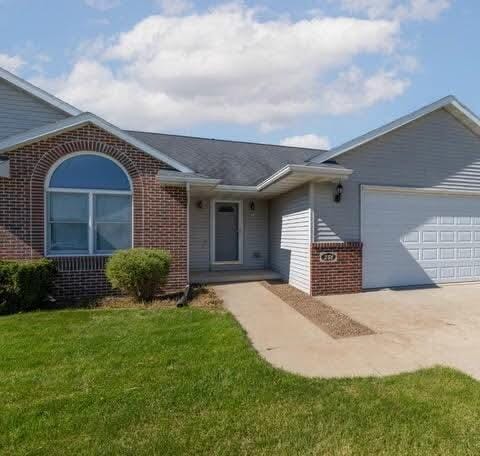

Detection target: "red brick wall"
[0, 123, 188, 300]
[310, 242, 362, 295]
[53, 257, 112, 300]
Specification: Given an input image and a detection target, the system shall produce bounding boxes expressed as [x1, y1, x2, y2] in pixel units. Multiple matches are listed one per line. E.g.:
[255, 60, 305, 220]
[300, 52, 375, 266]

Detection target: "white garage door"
[362, 187, 480, 289]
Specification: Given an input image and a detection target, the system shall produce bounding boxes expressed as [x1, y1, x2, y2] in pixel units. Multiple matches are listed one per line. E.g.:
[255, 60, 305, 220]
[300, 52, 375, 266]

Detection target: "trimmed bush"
[106, 248, 171, 301]
[0, 259, 56, 314]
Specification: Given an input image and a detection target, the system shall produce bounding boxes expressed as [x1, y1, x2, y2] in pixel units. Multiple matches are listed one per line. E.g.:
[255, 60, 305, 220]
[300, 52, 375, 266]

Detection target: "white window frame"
[210, 199, 243, 265]
[45, 151, 133, 257]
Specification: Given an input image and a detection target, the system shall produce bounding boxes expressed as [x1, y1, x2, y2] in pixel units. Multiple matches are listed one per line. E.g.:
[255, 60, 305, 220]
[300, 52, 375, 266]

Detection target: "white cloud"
[280, 134, 330, 150]
[338, 0, 451, 21]
[154, 0, 193, 16]
[36, 4, 407, 131]
[0, 53, 25, 73]
[319, 67, 409, 115]
[84, 0, 120, 11]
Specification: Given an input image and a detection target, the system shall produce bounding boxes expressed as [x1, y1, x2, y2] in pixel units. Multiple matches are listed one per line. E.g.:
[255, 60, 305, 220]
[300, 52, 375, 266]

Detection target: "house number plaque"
[319, 252, 338, 263]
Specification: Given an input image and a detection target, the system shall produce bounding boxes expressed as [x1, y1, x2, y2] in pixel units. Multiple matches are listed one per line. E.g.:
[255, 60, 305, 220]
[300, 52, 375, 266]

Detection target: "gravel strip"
[262, 281, 374, 339]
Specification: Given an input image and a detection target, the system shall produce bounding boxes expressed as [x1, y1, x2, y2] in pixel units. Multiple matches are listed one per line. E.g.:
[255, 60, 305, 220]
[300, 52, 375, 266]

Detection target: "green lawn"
[1, 306, 480, 455]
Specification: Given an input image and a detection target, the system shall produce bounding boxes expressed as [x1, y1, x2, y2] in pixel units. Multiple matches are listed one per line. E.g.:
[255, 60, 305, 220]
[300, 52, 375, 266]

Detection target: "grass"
[1, 297, 480, 455]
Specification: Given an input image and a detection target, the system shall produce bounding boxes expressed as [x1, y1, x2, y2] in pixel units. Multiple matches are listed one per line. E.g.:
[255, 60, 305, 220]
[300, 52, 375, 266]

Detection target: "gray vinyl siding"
[0, 159, 8, 177]
[269, 185, 311, 293]
[0, 79, 68, 140]
[189, 197, 269, 271]
[314, 108, 480, 242]
[189, 197, 210, 271]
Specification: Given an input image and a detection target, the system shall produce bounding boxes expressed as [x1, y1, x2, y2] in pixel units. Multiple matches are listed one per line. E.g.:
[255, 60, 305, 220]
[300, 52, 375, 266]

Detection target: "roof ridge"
[128, 129, 327, 152]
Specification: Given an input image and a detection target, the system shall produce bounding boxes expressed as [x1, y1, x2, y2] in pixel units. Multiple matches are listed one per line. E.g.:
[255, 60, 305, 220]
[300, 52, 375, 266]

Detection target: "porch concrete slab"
[191, 269, 282, 284]
[214, 282, 480, 380]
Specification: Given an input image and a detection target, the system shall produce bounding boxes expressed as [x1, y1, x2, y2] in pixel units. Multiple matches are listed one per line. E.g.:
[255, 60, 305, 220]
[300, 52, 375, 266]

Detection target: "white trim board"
[158, 164, 352, 191]
[157, 170, 221, 186]
[0, 113, 194, 173]
[311, 96, 480, 164]
[256, 163, 352, 191]
[210, 199, 244, 265]
[362, 184, 480, 197]
[0, 67, 81, 116]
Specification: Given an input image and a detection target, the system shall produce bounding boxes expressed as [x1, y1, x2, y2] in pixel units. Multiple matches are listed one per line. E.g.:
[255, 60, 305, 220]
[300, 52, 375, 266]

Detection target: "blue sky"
[0, 0, 476, 149]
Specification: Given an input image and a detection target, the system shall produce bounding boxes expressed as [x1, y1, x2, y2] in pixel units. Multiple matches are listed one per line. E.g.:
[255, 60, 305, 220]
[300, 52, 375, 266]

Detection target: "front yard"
[1, 297, 480, 455]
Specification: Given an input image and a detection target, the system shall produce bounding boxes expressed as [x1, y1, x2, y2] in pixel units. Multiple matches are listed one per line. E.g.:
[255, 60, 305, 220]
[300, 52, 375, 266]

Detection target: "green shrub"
[0, 259, 56, 314]
[106, 248, 171, 301]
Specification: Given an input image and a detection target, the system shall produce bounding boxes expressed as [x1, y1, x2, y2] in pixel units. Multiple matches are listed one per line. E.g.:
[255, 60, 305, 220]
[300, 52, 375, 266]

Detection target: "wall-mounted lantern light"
[196, 200, 203, 209]
[250, 201, 256, 211]
[334, 183, 343, 203]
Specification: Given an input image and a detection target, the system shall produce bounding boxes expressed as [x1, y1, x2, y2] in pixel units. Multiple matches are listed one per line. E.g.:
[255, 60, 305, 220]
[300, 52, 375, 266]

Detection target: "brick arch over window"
[29, 140, 145, 257]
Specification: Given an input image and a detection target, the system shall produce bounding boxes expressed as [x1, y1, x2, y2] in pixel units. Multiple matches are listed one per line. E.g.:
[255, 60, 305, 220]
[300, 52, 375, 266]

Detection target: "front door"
[214, 202, 240, 263]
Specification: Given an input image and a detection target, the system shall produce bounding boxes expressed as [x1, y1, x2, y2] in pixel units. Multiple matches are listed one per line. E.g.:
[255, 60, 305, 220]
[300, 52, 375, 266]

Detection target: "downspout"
[309, 181, 315, 295]
[177, 182, 191, 308]
[186, 182, 190, 285]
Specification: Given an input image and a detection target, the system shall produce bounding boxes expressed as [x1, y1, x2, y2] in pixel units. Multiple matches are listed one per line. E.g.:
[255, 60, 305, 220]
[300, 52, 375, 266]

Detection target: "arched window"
[46, 153, 132, 255]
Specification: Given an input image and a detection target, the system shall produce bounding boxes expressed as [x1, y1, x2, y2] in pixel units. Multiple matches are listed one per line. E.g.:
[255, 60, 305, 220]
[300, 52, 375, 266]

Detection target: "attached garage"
[362, 186, 480, 289]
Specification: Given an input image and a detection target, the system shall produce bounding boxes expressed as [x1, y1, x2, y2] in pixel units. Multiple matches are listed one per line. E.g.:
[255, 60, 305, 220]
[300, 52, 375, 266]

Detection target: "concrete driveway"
[214, 282, 480, 380]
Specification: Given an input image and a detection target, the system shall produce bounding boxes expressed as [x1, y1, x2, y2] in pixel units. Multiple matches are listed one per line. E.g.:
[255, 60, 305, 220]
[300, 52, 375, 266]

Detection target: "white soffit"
[178, 163, 352, 198]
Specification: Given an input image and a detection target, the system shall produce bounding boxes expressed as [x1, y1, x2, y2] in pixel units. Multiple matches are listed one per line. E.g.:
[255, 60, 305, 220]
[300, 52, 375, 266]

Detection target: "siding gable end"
[0, 79, 69, 141]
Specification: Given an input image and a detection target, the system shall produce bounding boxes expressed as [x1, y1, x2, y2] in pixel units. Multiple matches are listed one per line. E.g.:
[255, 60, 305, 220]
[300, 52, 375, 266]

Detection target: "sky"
[0, 0, 477, 149]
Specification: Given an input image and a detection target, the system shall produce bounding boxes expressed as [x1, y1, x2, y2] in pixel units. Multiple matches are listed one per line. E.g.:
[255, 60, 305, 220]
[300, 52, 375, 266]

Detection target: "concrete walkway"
[213, 282, 480, 379]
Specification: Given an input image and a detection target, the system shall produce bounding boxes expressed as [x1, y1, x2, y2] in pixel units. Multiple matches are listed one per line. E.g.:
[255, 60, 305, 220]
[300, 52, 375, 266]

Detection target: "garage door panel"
[362, 189, 480, 288]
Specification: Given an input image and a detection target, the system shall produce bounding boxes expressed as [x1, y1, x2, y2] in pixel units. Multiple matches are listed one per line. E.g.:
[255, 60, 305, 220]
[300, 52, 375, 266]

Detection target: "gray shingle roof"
[127, 131, 325, 186]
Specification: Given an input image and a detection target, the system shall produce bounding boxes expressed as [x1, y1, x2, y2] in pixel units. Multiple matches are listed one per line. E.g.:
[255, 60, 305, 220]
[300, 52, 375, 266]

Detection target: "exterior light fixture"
[196, 200, 203, 209]
[334, 183, 343, 203]
[250, 201, 255, 211]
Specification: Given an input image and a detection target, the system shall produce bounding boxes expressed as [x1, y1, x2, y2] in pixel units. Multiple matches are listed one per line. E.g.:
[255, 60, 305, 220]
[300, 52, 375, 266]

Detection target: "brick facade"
[310, 242, 363, 295]
[0, 123, 188, 300]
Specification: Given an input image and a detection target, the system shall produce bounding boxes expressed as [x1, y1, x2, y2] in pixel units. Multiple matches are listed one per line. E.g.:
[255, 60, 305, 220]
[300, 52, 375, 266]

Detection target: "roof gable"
[310, 96, 480, 164]
[0, 113, 194, 173]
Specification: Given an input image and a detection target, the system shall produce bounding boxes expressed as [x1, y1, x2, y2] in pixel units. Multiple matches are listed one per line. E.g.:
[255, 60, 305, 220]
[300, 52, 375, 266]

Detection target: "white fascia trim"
[448, 98, 480, 127]
[362, 184, 480, 197]
[216, 185, 258, 192]
[310, 95, 473, 164]
[157, 171, 221, 185]
[195, 165, 352, 194]
[0, 67, 81, 116]
[0, 113, 194, 173]
[257, 164, 353, 191]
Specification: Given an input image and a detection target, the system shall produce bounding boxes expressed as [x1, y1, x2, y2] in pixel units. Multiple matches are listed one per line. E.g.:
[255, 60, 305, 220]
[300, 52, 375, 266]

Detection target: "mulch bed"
[72, 286, 224, 311]
[262, 281, 374, 339]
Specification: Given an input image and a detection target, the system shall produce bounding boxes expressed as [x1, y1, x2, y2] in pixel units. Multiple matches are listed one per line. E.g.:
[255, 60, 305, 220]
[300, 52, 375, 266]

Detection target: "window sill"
[46, 253, 114, 258]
